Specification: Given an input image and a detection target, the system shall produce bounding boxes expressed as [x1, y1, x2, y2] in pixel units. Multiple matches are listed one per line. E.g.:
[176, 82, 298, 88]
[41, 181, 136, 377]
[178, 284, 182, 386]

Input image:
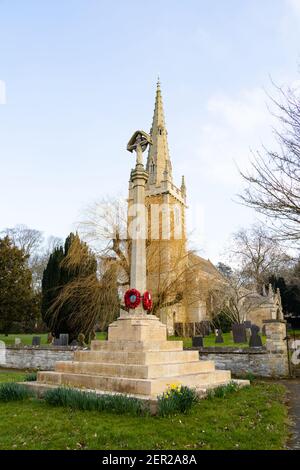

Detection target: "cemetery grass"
[2, 330, 299, 348]
[0, 332, 107, 346]
[0, 373, 289, 450]
[168, 333, 266, 348]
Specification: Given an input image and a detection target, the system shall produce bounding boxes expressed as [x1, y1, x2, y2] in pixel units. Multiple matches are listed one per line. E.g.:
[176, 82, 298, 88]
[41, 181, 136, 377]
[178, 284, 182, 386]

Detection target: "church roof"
[188, 252, 224, 279]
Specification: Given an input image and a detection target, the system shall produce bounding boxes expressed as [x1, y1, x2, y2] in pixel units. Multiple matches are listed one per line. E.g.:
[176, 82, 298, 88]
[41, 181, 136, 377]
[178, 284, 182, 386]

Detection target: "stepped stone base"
[21, 315, 246, 402]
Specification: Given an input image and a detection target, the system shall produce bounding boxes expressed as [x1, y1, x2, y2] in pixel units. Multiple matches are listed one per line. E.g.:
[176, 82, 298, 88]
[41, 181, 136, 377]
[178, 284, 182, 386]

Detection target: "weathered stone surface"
[232, 324, 247, 343]
[31, 336, 41, 346]
[1, 347, 75, 370]
[24, 315, 234, 399]
[215, 330, 224, 344]
[197, 349, 289, 378]
[192, 336, 203, 347]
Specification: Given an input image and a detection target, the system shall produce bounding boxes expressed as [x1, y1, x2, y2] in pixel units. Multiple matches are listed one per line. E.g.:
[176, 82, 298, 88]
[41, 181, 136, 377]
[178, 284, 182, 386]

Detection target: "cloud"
[194, 87, 274, 185]
[0, 80, 6, 104]
[286, 0, 300, 15]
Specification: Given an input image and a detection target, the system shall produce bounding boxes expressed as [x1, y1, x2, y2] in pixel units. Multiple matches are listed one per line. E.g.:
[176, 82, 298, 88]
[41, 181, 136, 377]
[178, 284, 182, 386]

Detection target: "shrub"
[211, 311, 233, 333]
[157, 384, 199, 417]
[0, 383, 33, 402]
[44, 387, 149, 416]
[206, 381, 240, 400]
[24, 372, 37, 382]
[244, 372, 256, 383]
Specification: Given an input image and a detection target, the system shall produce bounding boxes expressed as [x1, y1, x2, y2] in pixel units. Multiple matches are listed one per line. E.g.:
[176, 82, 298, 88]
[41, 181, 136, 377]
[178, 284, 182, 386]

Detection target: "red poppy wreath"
[143, 291, 153, 311]
[124, 288, 141, 309]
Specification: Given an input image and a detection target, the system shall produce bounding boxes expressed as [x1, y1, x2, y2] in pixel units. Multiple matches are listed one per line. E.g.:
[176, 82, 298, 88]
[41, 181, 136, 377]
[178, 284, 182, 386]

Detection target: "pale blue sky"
[1, 0, 300, 261]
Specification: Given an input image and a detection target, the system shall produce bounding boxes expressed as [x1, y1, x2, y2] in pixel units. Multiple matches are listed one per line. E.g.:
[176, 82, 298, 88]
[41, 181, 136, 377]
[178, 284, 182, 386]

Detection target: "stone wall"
[191, 320, 290, 378]
[195, 347, 289, 378]
[0, 346, 76, 370]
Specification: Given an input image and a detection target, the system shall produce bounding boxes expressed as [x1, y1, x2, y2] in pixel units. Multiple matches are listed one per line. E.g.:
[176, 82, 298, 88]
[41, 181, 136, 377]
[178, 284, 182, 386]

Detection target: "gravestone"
[53, 338, 62, 346]
[32, 336, 41, 346]
[59, 334, 69, 346]
[47, 333, 53, 344]
[215, 330, 224, 344]
[232, 323, 247, 343]
[192, 336, 203, 347]
[249, 324, 263, 347]
[14, 338, 22, 347]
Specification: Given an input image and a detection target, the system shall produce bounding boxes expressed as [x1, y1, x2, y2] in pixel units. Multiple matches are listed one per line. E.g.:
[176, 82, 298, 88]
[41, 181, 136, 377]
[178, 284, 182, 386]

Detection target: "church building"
[128, 81, 283, 334]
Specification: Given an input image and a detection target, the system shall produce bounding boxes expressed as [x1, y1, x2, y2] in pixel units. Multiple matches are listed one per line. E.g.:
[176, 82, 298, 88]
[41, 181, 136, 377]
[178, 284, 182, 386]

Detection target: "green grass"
[0, 370, 27, 383]
[168, 332, 266, 348]
[0, 371, 289, 450]
[0, 332, 107, 346]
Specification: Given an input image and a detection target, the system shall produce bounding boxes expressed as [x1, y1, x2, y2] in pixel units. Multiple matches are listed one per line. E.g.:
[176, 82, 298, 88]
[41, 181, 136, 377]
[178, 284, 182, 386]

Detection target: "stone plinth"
[263, 320, 287, 354]
[23, 315, 235, 400]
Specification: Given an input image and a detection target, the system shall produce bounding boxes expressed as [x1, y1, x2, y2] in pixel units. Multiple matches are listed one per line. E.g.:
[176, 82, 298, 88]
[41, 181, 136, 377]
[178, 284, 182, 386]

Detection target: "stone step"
[74, 349, 199, 365]
[148, 370, 232, 395]
[54, 359, 215, 379]
[91, 340, 184, 352]
[37, 369, 231, 397]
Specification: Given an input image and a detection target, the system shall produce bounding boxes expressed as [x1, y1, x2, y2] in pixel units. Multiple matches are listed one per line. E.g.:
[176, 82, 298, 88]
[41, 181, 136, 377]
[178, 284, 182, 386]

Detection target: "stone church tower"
[129, 81, 282, 334]
[144, 81, 188, 331]
[127, 80, 222, 333]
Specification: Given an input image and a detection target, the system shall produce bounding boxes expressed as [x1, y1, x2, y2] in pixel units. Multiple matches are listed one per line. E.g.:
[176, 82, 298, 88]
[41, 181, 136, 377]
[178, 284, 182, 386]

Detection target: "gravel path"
[282, 380, 300, 450]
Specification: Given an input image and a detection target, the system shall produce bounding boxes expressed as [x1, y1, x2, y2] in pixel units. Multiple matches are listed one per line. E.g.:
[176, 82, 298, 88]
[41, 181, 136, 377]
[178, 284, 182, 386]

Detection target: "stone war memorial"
[22, 116, 248, 410]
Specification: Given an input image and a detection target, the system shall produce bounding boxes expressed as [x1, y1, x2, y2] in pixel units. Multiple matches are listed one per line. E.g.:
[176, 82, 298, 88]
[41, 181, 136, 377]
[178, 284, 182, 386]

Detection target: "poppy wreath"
[143, 291, 153, 311]
[124, 288, 141, 309]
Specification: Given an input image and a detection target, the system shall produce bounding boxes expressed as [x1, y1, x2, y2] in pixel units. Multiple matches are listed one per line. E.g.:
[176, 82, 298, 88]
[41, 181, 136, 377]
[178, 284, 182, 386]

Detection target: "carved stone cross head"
[127, 130, 152, 164]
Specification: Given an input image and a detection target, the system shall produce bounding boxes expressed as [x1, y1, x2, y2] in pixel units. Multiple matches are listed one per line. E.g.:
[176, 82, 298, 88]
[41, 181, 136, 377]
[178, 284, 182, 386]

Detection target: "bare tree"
[56, 198, 205, 325]
[210, 272, 262, 324]
[2, 224, 43, 256]
[30, 236, 63, 291]
[227, 224, 292, 293]
[1, 225, 62, 291]
[239, 82, 300, 242]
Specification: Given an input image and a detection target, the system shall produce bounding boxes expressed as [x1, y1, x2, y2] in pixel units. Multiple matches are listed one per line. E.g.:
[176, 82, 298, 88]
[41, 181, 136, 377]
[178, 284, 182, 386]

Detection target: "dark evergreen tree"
[216, 262, 233, 279]
[41, 245, 64, 324]
[268, 275, 300, 318]
[0, 236, 37, 334]
[41, 233, 97, 341]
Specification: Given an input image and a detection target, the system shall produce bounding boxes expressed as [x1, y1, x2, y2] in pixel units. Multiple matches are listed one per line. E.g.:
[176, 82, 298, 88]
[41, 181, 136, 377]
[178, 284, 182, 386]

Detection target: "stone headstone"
[215, 330, 224, 344]
[31, 336, 41, 346]
[59, 334, 69, 346]
[14, 338, 22, 346]
[53, 338, 62, 346]
[249, 325, 263, 347]
[47, 333, 54, 344]
[192, 336, 203, 347]
[232, 323, 247, 343]
[251, 324, 260, 335]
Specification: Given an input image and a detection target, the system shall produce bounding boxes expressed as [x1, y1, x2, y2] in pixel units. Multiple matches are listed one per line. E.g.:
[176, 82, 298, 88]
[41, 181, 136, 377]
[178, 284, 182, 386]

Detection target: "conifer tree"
[0, 236, 37, 334]
[41, 233, 97, 341]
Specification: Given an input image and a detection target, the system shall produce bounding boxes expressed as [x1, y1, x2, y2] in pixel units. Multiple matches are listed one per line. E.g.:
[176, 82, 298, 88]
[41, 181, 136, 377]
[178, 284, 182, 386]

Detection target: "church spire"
[146, 79, 172, 186]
